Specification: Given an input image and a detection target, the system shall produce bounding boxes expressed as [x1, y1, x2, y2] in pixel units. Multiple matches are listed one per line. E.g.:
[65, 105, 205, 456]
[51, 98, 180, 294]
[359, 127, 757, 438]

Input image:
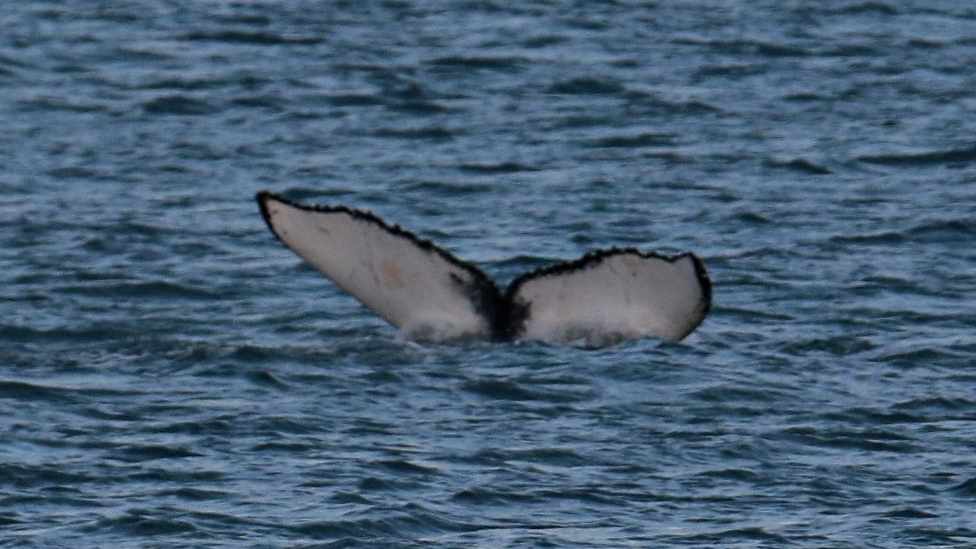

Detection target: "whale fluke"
[257, 191, 710, 346]
[257, 191, 503, 341]
[506, 249, 711, 345]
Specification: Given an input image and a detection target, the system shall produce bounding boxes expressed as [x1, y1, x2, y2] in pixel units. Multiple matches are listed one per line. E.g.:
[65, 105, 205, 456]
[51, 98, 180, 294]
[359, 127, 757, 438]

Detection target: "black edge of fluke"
[256, 190, 283, 243]
[688, 252, 712, 316]
[255, 190, 507, 335]
[503, 247, 700, 299]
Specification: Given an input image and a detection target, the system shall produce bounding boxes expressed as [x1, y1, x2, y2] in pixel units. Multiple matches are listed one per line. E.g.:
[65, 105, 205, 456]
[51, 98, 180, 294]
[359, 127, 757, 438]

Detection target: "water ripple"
[3, 0, 976, 547]
[858, 144, 976, 166]
[142, 95, 219, 116]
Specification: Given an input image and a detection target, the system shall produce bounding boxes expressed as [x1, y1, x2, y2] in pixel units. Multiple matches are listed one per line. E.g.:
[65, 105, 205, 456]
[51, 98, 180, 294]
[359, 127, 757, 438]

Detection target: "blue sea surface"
[3, 1, 976, 547]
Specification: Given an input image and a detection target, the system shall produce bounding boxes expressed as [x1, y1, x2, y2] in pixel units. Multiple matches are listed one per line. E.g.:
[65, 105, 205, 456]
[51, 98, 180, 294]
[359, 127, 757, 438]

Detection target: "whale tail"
[257, 191, 710, 346]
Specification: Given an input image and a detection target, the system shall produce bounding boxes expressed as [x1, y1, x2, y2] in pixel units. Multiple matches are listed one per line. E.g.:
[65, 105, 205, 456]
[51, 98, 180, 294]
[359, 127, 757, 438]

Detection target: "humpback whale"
[257, 191, 711, 346]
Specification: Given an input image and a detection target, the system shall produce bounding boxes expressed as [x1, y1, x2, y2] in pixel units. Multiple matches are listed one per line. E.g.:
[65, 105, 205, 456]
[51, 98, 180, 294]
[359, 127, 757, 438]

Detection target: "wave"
[18, 97, 111, 113]
[429, 55, 524, 72]
[547, 76, 626, 95]
[0, 379, 77, 402]
[0, 325, 124, 344]
[179, 30, 325, 45]
[400, 180, 492, 196]
[54, 280, 220, 300]
[461, 377, 595, 403]
[371, 126, 455, 140]
[324, 93, 386, 107]
[290, 507, 483, 539]
[459, 161, 540, 173]
[110, 444, 204, 463]
[84, 509, 198, 536]
[676, 37, 811, 57]
[857, 144, 976, 166]
[829, 218, 974, 245]
[673, 526, 791, 544]
[777, 425, 919, 453]
[587, 132, 675, 148]
[142, 95, 219, 116]
[764, 157, 832, 175]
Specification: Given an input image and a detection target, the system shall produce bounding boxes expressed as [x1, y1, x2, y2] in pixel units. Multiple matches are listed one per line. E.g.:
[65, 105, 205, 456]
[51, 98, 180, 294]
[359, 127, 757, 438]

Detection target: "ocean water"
[3, 0, 976, 547]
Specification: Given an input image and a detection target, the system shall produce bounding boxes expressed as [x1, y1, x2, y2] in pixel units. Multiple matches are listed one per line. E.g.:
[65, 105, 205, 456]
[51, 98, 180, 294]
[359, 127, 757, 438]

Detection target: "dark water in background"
[3, 0, 976, 547]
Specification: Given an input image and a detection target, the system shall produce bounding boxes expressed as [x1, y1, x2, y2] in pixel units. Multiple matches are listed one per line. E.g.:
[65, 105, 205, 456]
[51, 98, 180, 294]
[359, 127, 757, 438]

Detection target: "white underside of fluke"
[259, 193, 491, 341]
[258, 192, 710, 346]
[509, 252, 709, 346]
